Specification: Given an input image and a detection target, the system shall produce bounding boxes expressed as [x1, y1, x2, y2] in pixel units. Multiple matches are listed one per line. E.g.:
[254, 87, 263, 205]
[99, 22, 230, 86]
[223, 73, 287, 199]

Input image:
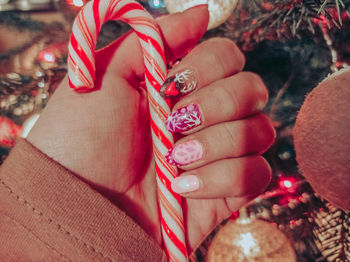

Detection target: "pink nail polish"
[171, 175, 200, 194]
[165, 104, 202, 133]
[166, 140, 203, 166]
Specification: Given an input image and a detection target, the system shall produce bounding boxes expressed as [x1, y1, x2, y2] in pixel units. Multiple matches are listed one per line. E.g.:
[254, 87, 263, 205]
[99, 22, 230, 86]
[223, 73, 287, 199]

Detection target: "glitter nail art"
[165, 104, 202, 133]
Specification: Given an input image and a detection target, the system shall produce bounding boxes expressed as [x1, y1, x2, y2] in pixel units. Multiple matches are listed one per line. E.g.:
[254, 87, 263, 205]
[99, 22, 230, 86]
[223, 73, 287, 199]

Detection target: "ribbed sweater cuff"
[0, 138, 166, 262]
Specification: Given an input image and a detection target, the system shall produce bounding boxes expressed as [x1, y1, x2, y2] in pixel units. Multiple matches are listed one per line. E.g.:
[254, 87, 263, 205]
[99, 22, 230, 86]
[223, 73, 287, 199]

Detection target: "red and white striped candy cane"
[67, 0, 188, 261]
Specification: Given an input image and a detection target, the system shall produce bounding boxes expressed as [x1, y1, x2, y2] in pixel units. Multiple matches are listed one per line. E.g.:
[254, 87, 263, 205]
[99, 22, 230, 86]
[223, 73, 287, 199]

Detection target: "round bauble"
[208, 217, 296, 262]
[164, 0, 238, 30]
[293, 68, 350, 212]
[0, 116, 22, 147]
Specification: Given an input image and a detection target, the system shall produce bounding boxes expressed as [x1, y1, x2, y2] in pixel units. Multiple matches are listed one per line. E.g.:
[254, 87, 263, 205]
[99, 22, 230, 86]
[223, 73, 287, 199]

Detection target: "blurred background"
[0, 0, 349, 261]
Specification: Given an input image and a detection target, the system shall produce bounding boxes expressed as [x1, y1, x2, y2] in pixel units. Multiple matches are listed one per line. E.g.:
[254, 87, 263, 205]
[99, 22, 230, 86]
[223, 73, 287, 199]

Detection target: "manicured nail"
[171, 175, 200, 194]
[160, 68, 198, 98]
[166, 140, 203, 166]
[165, 104, 202, 133]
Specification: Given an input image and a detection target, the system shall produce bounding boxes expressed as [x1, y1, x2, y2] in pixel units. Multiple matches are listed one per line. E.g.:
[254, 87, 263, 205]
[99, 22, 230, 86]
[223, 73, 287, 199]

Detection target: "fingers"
[171, 156, 272, 198]
[166, 113, 275, 169]
[95, 6, 209, 80]
[164, 71, 268, 133]
[160, 38, 245, 99]
[163, 37, 274, 202]
[157, 5, 209, 63]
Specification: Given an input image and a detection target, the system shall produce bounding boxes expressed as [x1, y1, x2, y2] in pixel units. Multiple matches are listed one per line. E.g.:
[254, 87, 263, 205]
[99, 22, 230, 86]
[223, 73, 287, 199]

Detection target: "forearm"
[0, 139, 166, 262]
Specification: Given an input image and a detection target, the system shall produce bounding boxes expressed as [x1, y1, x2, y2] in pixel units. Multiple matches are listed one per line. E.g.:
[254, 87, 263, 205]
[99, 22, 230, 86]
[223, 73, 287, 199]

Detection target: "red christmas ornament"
[0, 116, 22, 147]
[293, 68, 350, 212]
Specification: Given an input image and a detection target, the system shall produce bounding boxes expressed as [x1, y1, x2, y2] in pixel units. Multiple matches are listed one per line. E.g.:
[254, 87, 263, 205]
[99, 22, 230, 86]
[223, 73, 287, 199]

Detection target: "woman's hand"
[27, 6, 275, 253]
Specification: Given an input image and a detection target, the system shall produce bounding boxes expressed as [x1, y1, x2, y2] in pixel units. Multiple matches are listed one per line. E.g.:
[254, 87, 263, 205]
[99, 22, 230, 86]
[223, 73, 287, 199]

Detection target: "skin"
[27, 6, 275, 254]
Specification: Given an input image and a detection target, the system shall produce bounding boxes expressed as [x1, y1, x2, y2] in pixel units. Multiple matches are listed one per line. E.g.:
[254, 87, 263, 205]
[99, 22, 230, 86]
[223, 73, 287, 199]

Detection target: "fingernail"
[171, 175, 200, 194]
[165, 104, 202, 133]
[166, 140, 203, 166]
[160, 68, 198, 98]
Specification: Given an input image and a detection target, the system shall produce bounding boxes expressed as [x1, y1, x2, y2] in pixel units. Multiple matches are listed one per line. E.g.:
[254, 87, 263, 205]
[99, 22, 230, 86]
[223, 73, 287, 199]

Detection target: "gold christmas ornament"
[208, 216, 297, 262]
[164, 0, 238, 30]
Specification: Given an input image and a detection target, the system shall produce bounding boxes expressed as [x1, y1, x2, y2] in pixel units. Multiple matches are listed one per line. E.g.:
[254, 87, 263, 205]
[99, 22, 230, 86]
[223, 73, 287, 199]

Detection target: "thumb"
[158, 5, 209, 63]
[95, 5, 209, 80]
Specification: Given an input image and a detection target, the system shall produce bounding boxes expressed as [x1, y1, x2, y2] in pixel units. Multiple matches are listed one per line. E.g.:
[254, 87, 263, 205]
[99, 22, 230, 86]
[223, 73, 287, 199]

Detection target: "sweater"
[0, 139, 167, 262]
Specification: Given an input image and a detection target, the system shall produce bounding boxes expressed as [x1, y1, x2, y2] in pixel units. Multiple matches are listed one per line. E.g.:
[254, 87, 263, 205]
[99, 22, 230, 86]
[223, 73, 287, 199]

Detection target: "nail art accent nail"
[166, 140, 203, 166]
[171, 175, 200, 194]
[165, 104, 202, 133]
[160, 69, 198, 98]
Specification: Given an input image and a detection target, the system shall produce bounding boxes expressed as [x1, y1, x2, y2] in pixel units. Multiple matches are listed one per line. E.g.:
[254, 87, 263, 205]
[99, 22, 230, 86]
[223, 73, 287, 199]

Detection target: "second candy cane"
[67, 0, 188, 261]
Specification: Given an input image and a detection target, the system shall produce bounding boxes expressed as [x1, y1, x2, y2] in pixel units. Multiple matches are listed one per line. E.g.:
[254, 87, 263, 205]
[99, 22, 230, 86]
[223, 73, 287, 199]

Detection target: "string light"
[283, 180, 292, 188]
[38, 51, 56, 63]
[66, 0, 84, 7]
[149, 0, 164, 8]
[279, 177, 296, 190]
[73, 0, 84, 7]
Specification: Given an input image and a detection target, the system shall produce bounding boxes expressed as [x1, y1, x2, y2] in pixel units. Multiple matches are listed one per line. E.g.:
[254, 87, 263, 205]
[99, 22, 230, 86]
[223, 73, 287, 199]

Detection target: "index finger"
[160, 37, 245, 99]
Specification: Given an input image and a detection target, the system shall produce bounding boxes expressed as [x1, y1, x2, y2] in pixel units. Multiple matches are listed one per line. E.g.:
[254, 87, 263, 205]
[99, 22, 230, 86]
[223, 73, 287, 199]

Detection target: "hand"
[27, 6, 275, 253]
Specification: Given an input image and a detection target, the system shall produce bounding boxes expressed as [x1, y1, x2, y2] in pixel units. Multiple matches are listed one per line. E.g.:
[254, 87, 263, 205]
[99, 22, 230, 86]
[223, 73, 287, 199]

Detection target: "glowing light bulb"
[279, 177, 296, 189]
[283, 180, 292, 188]
[73, 0, 83, 7]
[38, 51, 56, 63]
[149, 0, 164, 8]
[235, 232, 260, 256]
[44, 53, 55, 62]
[153, 0, 160, 7]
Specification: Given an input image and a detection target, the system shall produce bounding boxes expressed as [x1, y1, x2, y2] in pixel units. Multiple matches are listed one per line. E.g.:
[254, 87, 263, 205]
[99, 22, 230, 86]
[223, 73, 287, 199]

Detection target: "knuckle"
[255, 114, 276, 152]
[240, 72, 265, 90]
[248, 114, 275, 154]
[223, 156, 272, 197]
[241, 71, 262, 82]
[221, 122, 238, 153]
[245, 155, 272, 193]
[218, 38, 245, 71]
[205, 38, 245, 72]
[210, 38, 237, 52]
[240, 72, 269, 107]
[201, 47, 226, 77]
[254, 156, 272, 185]
[219, 85, 241, 119]
[206, 37, 235, 48]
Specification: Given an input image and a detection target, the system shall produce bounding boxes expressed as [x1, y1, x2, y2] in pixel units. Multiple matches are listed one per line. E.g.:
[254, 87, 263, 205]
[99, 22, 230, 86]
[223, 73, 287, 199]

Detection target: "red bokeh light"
[66, 0, 85, 7]
[279, 177, 296, 190]
[0, 116, 22, 147]
[38, 51, 56, 63]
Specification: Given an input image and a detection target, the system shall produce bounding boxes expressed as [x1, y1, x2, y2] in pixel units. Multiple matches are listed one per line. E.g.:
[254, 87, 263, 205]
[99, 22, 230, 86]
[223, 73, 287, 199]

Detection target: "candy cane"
[67, 0, 188, 261]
